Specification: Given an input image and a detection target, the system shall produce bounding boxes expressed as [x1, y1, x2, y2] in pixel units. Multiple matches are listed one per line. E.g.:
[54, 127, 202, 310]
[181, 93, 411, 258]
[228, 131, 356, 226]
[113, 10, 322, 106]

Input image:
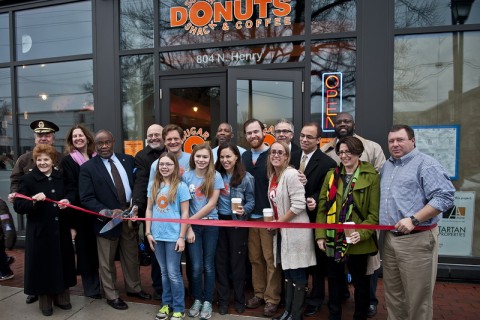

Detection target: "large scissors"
[99, 205, 138, 234]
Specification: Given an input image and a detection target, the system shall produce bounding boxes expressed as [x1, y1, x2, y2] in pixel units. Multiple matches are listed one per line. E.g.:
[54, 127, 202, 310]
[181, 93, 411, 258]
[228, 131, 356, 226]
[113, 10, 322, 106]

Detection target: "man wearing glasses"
[274, 119, 300, 152]
[320, 112, 385, 172]
[290, 122, 336, 317]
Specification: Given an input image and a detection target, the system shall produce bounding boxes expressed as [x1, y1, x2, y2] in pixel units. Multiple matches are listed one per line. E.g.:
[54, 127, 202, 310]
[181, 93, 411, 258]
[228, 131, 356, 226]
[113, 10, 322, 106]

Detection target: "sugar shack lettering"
[170, 0, 292, 36]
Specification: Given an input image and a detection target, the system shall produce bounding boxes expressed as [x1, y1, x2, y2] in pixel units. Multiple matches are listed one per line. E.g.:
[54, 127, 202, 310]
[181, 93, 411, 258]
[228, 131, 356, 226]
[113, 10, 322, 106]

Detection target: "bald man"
[132, 124, 166, 300]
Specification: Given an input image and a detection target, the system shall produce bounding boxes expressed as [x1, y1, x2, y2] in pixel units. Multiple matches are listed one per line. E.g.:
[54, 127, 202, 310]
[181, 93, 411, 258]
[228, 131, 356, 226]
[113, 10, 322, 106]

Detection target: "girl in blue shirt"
[145, 152, 191, 320]
[214, 145, 255, 315]
[182, 144, 224, 320]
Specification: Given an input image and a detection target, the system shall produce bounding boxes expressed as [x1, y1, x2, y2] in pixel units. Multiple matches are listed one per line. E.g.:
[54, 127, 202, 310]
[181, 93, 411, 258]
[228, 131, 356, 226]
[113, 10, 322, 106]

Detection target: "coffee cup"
[344, 222, 355, 243]
[232, 198, 242, 215]
[263, 208, 274, 222]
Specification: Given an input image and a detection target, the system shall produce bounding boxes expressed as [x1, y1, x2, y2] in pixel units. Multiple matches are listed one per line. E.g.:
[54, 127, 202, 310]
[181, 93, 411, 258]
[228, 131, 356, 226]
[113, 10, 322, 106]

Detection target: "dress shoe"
[246, 296, 265, 309]
[153, 291, 162, 301]
[218, 305, 228, 315]
[304, 304, 320, 317]
[54, 302, 72, 310]
[26, 295, 38, 304]
[263, 302, 279, 317]
[107, 298, 128, 310]
[367, 304, 377, 318]
[235, 303, 245, 314]
[126, 290, 152, 300]
[87, 294, 102, 299]
[41, 308, 53, 316]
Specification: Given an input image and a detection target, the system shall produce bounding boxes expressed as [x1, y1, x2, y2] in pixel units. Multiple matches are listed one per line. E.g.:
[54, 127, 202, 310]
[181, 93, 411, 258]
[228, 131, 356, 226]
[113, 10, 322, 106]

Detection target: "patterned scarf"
[324, 163, 360, 262]
[70, 150, 96, 166]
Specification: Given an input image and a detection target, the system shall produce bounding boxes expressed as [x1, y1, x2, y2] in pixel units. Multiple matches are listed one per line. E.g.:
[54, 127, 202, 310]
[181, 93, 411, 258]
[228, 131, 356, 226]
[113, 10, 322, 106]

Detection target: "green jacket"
[315, 161, 380, 255]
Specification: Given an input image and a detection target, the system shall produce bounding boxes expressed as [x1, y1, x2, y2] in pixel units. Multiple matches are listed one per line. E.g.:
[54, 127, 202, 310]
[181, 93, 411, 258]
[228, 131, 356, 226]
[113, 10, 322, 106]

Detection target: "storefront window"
[311, 0, 356, 34]
[159, 0, 304, 46]
[160, 42, 304, 70]
[120, 0, 154, 50]
[15, 1, 92, 61]
[310, 39, 356, 133]
[393, 31, 480, 257]
[0, 68, 13, 170]
[0, 14, 9, 63]
[395, 0, 480, 28]
[16, 60, 94, 153]
[121, 54, 154, 155]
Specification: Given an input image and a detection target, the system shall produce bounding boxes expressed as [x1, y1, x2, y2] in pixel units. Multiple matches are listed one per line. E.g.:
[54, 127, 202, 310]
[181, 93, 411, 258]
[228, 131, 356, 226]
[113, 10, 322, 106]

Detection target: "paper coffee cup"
[232, 198, 242, 215]
[344, 222, 355, 243]
[263, 208, 274, 222]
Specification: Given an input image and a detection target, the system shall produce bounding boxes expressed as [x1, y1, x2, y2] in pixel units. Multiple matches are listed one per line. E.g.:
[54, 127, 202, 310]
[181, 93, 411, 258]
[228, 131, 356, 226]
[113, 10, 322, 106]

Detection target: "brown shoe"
[246, 296, 265, 309]
[264, 302, 278, 317]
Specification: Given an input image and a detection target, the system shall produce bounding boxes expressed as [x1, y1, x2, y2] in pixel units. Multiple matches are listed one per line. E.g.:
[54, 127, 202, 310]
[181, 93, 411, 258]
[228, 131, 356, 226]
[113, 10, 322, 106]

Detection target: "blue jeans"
[154, 241, 185, 312]
[187, 225, 219, 302]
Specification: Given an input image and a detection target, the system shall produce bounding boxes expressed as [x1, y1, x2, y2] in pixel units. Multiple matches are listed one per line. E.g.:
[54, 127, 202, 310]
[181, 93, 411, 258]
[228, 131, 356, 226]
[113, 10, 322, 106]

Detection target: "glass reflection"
[160, 42, 303, 70]
[0, 14, 9, 63]
[395, 0, 480, 28]
[311, 0, 356, 34]
[120, 0, 154, 50]
[15, 1, 92, 61]
[121, 55, 154, 147]
[0, 68, 13, 170]
[393, 31, 480, 256]
[17, 60, 94, 153]
[310, 39, 356, 131]
[159, 0, 304, 46]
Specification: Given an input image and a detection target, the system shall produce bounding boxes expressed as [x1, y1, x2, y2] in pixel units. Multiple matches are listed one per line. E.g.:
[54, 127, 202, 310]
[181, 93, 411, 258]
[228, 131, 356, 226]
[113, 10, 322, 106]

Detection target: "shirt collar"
[388, 148, 419, 166]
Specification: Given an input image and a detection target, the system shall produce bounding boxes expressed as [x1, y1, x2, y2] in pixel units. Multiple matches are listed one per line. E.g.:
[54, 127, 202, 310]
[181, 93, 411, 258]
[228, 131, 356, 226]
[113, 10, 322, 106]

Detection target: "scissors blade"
[99, 217, 123, 234]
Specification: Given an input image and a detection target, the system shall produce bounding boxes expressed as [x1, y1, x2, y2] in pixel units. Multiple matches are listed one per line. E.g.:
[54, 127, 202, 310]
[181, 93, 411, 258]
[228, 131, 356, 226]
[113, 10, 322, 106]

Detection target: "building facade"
[1, 0, 479, 277]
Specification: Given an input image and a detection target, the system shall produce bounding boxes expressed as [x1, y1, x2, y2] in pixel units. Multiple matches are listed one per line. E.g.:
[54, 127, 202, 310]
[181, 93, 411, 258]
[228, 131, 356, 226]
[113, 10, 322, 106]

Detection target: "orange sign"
[183, 127, 209, 153]
[170, 0, 292, 36]
[124, 140, 143, 157]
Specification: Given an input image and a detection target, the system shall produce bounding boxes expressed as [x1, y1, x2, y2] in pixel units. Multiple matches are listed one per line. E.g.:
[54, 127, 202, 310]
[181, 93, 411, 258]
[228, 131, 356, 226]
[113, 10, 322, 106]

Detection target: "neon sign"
[321, 72, 342, 133]
[170, 0, 292, 36]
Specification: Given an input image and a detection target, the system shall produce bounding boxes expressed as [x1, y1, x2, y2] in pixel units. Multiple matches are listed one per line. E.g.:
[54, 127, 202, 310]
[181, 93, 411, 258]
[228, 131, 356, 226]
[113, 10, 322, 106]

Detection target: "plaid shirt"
[379, 148, 455, 226]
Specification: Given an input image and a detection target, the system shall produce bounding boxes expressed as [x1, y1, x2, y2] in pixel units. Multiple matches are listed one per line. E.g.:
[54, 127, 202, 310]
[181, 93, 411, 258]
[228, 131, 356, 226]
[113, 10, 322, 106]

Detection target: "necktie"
[299, 154, 308, 173]
[109, 158, 127, 209]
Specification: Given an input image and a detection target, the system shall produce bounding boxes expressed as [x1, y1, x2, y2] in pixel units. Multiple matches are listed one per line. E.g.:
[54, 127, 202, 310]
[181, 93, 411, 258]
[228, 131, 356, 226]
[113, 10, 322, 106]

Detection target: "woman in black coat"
[61, 124, 100, 299]
[14, 144, 76, 316]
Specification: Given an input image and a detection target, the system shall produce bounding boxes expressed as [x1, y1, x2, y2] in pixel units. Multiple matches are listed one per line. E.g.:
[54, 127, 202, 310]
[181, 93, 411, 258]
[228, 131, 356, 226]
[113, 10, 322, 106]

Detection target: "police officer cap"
[30, 120, 59, 134]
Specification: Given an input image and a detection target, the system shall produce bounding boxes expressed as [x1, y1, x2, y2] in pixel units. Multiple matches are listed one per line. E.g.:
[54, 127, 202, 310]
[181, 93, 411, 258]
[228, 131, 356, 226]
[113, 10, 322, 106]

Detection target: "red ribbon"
[13, 193, 436, 231]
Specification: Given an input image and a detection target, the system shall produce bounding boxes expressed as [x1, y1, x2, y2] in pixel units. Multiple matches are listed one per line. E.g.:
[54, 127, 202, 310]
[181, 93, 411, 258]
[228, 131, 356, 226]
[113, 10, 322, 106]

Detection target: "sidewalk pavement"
[1, 248, 479, 319]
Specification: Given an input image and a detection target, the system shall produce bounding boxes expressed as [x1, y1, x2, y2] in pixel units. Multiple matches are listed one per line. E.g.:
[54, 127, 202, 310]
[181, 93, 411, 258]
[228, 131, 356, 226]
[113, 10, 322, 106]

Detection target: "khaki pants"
[382, 227, 439, 320]
[247, 227, 282, 304]
[97, 222, 141, 300]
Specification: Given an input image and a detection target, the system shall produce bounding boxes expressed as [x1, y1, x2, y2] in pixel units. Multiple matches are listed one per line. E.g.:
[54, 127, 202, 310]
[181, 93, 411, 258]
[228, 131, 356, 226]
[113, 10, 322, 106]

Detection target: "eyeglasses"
[300, 133, 317, 140]
[335, 119, 353, 125]
[274, 129, 292, 135]
[95, 140, 113, 147]
[147, 133, 162, 138]
[158, 162, 174, 167]
[336, 151, 353, 156]
[271, 149, 286, 156]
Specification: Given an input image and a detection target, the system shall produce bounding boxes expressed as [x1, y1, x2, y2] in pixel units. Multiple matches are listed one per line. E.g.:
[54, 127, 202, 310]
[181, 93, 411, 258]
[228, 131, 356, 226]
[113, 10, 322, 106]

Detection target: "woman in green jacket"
[315, 136, 379, 320]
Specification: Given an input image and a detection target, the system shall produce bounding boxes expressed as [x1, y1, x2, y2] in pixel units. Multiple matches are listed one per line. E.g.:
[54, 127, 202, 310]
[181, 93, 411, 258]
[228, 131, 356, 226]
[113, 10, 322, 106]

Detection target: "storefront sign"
[170, 0, 292, 36]
[321, 72, 343, 133]
[196, 52, 262, 64]
[438, 191, 475, 256]
[183, 126, 209, 153]
[124, 140, 143, 157]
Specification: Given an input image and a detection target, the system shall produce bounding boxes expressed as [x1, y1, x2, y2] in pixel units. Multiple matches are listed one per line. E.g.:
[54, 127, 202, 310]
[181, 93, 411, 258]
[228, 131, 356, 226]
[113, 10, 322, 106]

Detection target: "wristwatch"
[410, 215, 420, 226]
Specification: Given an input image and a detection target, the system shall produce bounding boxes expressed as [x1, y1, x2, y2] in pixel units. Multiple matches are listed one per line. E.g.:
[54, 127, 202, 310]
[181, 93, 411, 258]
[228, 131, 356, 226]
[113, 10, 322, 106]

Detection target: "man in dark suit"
[79, 130, 151, 310]
[290, 122, 336, 317]
[274, 119, 300, 152]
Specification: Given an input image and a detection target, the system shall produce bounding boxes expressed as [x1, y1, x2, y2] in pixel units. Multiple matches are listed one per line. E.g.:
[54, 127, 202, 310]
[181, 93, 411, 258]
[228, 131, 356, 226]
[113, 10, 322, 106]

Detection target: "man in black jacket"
[290, 122, 336, 316]
[132, 124, 165, 299]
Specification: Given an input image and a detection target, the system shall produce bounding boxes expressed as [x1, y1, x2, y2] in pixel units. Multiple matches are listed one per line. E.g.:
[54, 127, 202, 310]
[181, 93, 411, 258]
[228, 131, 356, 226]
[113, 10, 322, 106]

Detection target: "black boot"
[291, 282, 307, 320]
[273, 279, 294, 320]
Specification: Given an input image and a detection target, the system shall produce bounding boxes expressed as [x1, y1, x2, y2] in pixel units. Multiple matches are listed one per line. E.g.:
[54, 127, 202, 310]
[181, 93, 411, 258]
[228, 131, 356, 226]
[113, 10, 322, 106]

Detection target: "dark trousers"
[306, 244, 327, 306]
[327, 254, 370, 320]
[0, 237, 12, 274]
[215, 224, 249, 308]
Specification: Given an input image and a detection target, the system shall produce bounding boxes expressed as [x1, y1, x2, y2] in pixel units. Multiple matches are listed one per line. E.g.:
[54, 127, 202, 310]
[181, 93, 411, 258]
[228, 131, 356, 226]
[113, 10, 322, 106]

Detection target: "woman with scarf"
[315, 136, 379, 320]
[61, 124, 101, 299]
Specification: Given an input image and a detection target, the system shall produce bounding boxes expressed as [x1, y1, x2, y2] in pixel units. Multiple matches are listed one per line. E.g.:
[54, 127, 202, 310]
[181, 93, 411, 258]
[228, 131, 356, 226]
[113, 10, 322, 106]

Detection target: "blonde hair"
[149, 152, 181, 204]
[189, 143, 216, 198]
[267, 141, 291, 179]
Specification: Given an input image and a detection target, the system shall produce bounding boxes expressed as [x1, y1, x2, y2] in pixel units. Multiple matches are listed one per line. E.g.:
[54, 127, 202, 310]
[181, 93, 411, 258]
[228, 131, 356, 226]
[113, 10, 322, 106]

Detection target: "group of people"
[5, 112, 454, 320]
